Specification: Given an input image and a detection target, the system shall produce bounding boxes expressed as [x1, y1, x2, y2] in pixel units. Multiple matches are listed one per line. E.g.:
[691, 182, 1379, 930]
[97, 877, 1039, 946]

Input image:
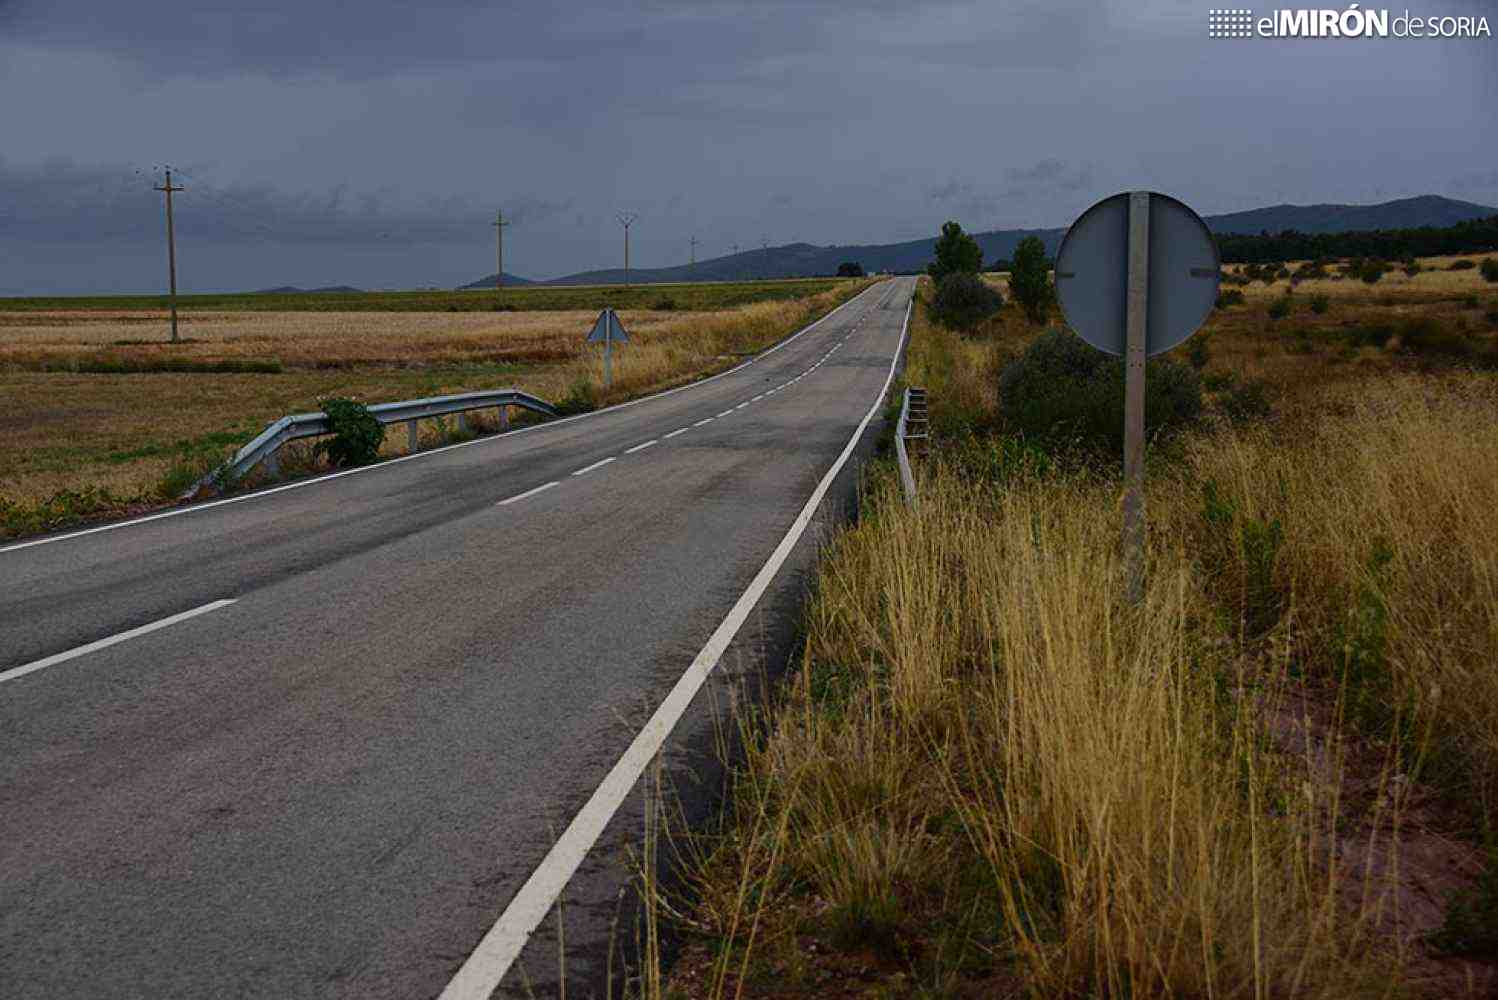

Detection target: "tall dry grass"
[681, 466, 1395, 996]
[1163, 375, 1498, 824]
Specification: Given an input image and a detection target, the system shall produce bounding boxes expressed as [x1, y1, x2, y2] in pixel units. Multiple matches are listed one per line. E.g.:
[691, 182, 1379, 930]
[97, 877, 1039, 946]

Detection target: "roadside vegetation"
[662, 247, 1498, 997]
[0, 277, 873, 539]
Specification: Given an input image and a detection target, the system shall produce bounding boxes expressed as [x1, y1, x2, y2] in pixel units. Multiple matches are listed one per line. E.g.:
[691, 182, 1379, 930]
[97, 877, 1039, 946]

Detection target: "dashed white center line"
[624, 440, 658, 454]
[571, 457, 616, 477]
[664, 428, 689, 439]
[735, 402, 750, 410]
[716, 409, 734, 418]
[693, 417, 714, 427]
[498, 480, 560, 506]
[1, 599, 239, 686]
[752, 394, 764, 402]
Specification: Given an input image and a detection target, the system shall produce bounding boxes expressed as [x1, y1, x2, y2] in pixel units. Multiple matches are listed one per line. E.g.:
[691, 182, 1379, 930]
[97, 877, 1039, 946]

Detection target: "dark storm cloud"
[0, 157, 569, 246]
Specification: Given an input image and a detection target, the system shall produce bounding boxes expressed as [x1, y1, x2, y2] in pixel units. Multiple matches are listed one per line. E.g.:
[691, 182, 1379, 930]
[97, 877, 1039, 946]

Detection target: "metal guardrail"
[195, 388, 559, 496]
[895, 386, 927, 505]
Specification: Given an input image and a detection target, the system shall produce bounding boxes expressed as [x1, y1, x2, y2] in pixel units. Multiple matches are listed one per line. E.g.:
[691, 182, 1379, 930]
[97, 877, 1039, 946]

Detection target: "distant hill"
[471, 195, 1497, 287]
[254, 285, 364, 294]
[454, 272, 535, 290]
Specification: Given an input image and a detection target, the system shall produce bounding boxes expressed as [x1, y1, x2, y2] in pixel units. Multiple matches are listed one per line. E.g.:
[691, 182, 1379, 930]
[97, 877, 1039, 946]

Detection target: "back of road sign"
[1054, 192, 1220, 357]
[586, 309, 630, 344]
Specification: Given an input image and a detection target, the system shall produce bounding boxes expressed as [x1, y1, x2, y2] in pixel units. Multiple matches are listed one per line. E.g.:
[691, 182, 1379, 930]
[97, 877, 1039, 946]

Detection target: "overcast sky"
[2, 0, 1495, 294]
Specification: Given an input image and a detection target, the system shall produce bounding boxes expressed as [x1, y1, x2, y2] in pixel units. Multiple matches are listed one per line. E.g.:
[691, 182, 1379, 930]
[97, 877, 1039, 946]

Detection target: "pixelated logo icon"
[1209, 8, 1255, 36]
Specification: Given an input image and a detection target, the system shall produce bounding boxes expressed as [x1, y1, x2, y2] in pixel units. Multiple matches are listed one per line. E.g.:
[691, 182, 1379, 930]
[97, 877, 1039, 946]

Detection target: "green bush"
[997, 329, 1203, 456]
[1449, 259, 1477, 271]
[1486, 309, 1498, 328]
[1220, 377, 1275, 423]
[1481, 258, 1498, 283]
[1203, 370, 1237, 391]
[1187, 335, 1211, 370]
[1309, 294, 1331, 315]
[1267, 297, 1291, 320]
[556, 375, 598, 415]
[1398, 317, 1473, 360]
[928, 273, 1004, 330]
[317, 397, 385, 467]
[1346, 323, 1394, 348]
[1216, 289, 1246, 308]
[652, 296, 677, 311]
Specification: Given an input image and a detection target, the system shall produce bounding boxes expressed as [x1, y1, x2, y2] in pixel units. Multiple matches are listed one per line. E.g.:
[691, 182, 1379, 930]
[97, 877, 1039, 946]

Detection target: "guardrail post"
[457, 412, 470, 435]
[498, 405, 509, 431]
[408, 419, 419, 453]
[264, 449, 280, 479]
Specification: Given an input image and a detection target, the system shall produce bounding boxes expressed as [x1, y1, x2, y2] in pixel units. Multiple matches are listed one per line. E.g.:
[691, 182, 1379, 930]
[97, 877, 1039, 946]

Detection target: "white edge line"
[1, 280, 890, 556]
[437, 283, 914, 1000]
[496, 480, 559, 507]
[0, 599, 238, 686]
[716, 409, 734, 418]
[662, 428, 689, 439]
[570, 456, 616, 477]
[623, 440, 657, 454]
[692, 418, 713, 427]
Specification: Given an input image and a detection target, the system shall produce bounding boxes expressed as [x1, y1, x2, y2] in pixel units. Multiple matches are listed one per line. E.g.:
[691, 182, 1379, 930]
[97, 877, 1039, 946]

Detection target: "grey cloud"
[0, 157, 568, 247]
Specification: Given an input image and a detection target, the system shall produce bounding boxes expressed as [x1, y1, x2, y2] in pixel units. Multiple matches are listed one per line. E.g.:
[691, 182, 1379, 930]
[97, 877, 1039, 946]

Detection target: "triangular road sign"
[586, 308, 630, 344]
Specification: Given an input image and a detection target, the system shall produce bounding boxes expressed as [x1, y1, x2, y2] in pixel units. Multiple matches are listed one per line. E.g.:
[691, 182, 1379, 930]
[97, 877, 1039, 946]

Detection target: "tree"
[836, 261, 866, 277]
[927, 221, 983, 281]
[1009, 236, 1054, 323]
[928, 273, 1003, 330]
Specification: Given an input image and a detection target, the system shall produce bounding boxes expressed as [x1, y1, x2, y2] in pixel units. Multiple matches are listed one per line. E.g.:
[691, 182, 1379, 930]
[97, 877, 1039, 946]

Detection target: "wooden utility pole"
[689, 235, 699, 268]
[493, 211, 510, 297]
[154, 169, 185, 343]
[617, 212, 638, 287]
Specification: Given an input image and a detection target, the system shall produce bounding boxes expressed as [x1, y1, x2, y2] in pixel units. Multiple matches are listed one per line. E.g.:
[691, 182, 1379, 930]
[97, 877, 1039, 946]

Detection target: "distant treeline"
[1216, 215, 1498, 264]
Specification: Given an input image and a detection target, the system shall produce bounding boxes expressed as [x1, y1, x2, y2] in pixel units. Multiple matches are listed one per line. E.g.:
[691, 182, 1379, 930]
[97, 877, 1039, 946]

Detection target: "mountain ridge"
[459, 195, 1498, 288]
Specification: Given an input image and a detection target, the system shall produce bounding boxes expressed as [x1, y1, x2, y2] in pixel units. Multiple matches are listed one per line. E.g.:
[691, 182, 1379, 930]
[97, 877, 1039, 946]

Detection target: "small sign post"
[586, 308, 630, 388]
[1054, 191, 1220, 603]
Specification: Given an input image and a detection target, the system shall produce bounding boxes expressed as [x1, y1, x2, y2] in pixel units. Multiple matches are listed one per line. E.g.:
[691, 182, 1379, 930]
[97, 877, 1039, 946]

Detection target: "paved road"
[0, 277, 915, 998]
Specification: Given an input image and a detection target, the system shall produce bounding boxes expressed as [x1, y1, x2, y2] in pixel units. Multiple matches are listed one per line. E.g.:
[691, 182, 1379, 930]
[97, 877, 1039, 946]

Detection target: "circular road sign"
[1053, 191, 1220, 357]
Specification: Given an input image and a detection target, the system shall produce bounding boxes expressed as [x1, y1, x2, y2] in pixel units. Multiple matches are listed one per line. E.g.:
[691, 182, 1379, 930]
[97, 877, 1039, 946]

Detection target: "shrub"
[1404, 260, 1422, 277]
[1481, 258, 1498, 283]
[1220, 377, 1275, 423]
[1009, 236, 1055, 323]
[652, 296, 677, 310]
[1346, 323, 1394, 348]
[1463, 294, 1482, 308]
[1267, 297, 1291, 320]
[1216, 289, 1246, 308]
[1449, 259, 1477, 271]
[1486, 309, 1498, 328]
[1203, 369, 1237, 391]
[1359, 261, 1387, 285]
[928, 273, 1004, 330]
[317, 397, 385, 467]
[1187, 335, 1211, 370]
[997, 328, 1202, 456]
[1398, 317, 1473, 360]
[836, 262, 866, 278]
[556, 375, 598, 415]
[1309, 294, 1330, 314]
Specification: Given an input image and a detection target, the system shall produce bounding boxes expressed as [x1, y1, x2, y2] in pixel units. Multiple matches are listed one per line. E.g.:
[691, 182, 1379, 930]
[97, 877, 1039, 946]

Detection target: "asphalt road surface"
[0, 277, 915, 998]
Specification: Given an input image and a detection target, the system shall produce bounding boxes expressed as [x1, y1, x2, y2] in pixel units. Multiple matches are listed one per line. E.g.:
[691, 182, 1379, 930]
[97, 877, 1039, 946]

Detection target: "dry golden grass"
[0, 281, 871, 518]
[665, 262, 1498, 998]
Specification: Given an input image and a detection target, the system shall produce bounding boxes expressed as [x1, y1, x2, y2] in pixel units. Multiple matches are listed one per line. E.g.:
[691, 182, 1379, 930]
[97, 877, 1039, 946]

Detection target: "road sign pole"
[604, 311, 613, 389]
[1122, 192, 1151, 605]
